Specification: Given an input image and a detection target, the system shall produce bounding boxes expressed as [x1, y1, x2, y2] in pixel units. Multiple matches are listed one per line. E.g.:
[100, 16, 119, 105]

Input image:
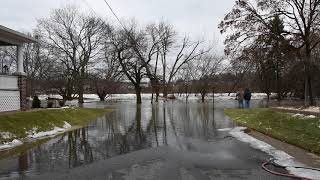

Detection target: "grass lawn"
[0, 108, 111, 143]
[225, 108, 320, 155]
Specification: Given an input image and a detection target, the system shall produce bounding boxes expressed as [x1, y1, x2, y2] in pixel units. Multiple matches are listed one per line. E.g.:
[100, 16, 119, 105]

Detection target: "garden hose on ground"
[262, 158, 318, 180]
[268, 159, 320, 172]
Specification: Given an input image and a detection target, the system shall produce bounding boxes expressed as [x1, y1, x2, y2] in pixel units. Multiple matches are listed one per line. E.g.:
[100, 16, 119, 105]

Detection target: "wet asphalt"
[0, 100, 295, 179]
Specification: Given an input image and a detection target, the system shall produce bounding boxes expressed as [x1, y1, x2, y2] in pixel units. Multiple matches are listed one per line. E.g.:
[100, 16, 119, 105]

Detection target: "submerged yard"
[0, 108, 111, 143]
[0, 100, 319, 179]
[225, 108, 320, 155]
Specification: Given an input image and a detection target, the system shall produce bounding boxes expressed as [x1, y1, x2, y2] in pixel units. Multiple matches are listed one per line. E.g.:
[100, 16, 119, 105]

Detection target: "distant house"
[0, 25, 37, 112]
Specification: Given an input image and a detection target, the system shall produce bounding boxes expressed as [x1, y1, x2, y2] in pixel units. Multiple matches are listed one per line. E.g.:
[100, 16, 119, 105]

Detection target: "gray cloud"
[0, 0, 235, 53]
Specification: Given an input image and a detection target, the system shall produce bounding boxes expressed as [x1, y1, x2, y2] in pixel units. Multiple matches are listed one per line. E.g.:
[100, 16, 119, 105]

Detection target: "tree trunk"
[78, 85, 84, 104]
[308, 74, 314, 106]
[276, 69, 281, 102]
[266, 93, 270, 108]
[98, 94, 105, 101]
[135, 86, 142, 104]
[151, 92, 154, 104]
[304, 65, 314, 106]
[201, 93, 205, 103]
[304, 43, 314, 106]
[156, 92, 159, 102]
[304, 75, 308, 106]
[163, 85, 168, 99]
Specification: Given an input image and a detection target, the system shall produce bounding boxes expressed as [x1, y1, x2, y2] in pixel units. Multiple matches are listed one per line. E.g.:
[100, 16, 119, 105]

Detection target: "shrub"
[47, 101, 54, 108]
[59, 100, 65, 107]
[32, 96, 41, 108]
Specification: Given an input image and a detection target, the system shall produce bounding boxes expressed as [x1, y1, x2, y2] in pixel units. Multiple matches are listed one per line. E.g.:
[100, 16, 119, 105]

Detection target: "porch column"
[16, 45, 25, 75]
[16, 45, 28, 111]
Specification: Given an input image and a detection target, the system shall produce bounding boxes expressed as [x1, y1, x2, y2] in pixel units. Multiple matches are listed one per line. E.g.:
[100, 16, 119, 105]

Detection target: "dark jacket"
[244, 89, 252, 100]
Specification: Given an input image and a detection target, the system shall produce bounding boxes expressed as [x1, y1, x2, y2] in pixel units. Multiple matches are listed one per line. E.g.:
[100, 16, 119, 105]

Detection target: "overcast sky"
[0, 0, 235, 53]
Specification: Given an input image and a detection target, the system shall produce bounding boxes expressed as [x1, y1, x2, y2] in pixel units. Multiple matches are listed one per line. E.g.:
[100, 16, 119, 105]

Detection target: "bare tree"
[91, 43, 123, 101]
[148, 22, 176, 102]
[220, 0, 320, 106]
[160, 36, 209, 98]
[23, 33, 56, 97]
[192, 54, 223, 103]
[108, 24, 147, 104]
[177, 64, 194, 102]
[123, 21, 209, 102]
[37, 6, 105, 104]
[123, 22, 162, 103]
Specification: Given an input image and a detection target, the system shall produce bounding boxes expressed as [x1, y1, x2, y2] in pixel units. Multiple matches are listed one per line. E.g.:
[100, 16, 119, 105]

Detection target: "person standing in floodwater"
[236, 88, 244, 108]
[244, 88, 252, 108]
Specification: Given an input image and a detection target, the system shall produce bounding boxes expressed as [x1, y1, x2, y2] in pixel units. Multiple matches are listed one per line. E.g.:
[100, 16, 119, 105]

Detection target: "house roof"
[0, 25, 38, 46]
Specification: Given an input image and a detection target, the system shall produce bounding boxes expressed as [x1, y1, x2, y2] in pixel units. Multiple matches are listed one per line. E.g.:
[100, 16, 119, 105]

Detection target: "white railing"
[0, 75, 20, 112]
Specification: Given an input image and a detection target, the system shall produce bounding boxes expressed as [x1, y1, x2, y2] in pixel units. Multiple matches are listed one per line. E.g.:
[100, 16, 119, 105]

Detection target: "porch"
[0, 25, 37, 112]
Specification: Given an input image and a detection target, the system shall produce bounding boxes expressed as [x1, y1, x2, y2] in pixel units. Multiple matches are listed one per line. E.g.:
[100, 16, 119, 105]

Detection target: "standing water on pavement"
[0, 100, 291, 180]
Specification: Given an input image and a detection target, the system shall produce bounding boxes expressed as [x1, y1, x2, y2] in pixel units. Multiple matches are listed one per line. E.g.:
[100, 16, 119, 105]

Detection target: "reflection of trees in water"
[152, 104, 159, 146]
[197, 104, 210, 137]
[18, 152, 28, 179]
[170, 103, 213, 139]
[5, 105, 172, 177]
[3, 103, 219, 179]
[67, 127, 93, 168]
[145, 103, 168, 146]
[94, 105, 152, 158]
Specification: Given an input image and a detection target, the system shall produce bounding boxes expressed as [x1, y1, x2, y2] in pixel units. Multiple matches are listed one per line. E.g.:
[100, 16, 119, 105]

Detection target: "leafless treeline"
[0, 6, 223, 104]
[220, 0, 320, 106]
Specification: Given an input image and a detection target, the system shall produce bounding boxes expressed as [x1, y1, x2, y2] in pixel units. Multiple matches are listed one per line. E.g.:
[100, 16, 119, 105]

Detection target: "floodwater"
[0, 99, 292, 179]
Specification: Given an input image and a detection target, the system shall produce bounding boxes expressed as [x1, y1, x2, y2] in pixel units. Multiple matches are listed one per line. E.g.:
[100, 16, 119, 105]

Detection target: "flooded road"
[0, 99, 292, 179]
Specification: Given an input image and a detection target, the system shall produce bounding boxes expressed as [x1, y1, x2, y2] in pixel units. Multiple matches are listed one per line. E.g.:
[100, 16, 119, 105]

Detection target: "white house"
[0, 25, 37, 112]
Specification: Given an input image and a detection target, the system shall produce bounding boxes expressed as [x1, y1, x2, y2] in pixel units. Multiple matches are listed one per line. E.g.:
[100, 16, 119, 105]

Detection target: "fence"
[0, 75, 20, 112]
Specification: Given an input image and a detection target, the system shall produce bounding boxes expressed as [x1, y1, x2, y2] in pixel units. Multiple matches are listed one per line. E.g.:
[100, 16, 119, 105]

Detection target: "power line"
[101, 0, 127, 31]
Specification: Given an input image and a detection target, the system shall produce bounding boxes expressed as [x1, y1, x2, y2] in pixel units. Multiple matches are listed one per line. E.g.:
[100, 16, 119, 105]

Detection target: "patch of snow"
[0, 139, 23, 150]
[217, 128, 233, 132]
[174, 93, 267, 101]
[278, 106, 320, 114]
[0, 121, 74, 151]
[305, 115, 316, 119]
[28, 121, 72, 139]
[292, 114, 305, 118]
[63, 121, 72, 129]
[28, 127, 65, 138]
[0, 132, 14, 139]
[304, 106, 320, 112]
[291, 113, 317, 119]
[229, 127, 320, 179]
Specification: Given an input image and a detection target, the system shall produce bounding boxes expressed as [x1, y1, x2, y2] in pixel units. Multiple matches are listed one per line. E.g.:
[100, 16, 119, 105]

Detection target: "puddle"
[0, 100, 278, 180]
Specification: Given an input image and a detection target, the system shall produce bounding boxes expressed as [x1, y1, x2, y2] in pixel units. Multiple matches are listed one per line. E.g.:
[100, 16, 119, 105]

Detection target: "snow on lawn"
[0, 139, 23, 151]
[229, 127, 320, 179]
[305, 115, 317, 119]
[0, 121, 73, 151]
[0, 132, 15, 140]
[292, 113, 305, 118]
[27, 121, 72, 139]
[171, 93, 268, 101]
[278, 106, 320, 113]
[291, 113, 317, 119]
[37, 93, 268, 103]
